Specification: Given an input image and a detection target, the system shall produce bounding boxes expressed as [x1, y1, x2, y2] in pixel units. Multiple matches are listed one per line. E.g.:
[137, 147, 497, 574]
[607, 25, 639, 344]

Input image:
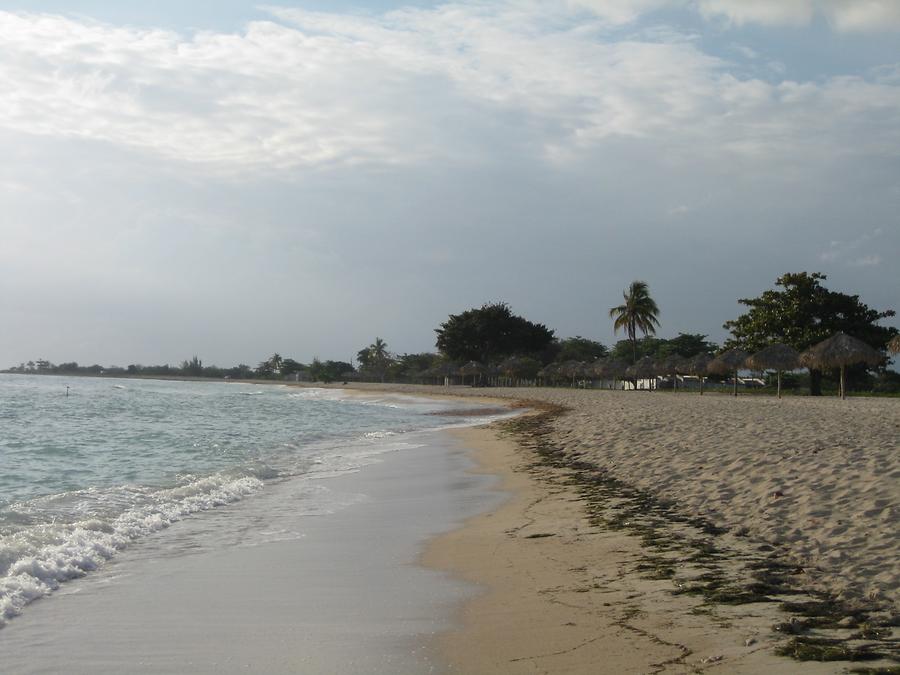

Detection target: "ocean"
[0, 374, 502, 636]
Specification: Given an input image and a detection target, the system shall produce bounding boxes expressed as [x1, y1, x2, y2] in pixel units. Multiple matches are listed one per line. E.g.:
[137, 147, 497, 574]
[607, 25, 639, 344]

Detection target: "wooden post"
[840, 366, 846, 400]
[777, 371, 782, 399]
[733, 370, 738, 397]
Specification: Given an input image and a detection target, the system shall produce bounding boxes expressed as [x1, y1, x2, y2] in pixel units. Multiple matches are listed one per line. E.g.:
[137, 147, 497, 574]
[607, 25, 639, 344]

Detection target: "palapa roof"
[560, 360, 589, 377]
[626, 356, 657, 379]
[707, 348, 749, 375]
[888, 335, 900, 354]
[590, 358, 609, 377]
[688, 353, 713, 376]
[662, 354, 688, 374]
[799, 332, 883, 369]
[458, 360, 486, 375]
[745, 343, 800, 372]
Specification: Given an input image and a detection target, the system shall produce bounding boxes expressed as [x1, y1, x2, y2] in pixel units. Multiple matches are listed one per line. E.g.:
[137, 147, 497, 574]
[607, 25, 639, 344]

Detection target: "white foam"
[0, 473, 263, 626]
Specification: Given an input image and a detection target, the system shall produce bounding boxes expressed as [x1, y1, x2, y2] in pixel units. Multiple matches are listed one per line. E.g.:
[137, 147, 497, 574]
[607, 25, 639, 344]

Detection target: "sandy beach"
[336, 383, 900, 672]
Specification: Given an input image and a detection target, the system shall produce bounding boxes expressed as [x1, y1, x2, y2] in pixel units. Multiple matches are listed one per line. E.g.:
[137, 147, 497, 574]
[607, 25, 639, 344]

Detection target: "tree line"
[5, 271, 897, 394]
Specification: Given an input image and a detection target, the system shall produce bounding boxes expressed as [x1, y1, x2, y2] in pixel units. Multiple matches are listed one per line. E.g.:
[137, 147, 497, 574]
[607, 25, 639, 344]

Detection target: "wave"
[0, 472, 264, 626]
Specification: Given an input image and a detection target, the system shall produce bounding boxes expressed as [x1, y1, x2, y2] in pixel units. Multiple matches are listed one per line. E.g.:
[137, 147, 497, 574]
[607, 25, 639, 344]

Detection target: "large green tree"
[609, 280, 661, 364]
[553, 336, 608, 363]
[723, 272, 896, 395]
[357, 337, 394, 382]
[435, 302, 555, 364]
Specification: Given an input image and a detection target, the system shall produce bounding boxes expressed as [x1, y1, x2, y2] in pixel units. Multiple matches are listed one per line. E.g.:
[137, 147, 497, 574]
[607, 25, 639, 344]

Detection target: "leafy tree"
[357, 337, 393, 382]
[310, 358, 354, 383]
[609, 281, 661, 364]
[280, 358, 306, 377]
[180, 356, 204, 377]
[659, 333, 718, 358]
[723, 272, 896, 395]
[435, 302, 555, 364]
[554, 336, 608, 363]
[390, 353, 439, 381]
[268, 353, 283, 375]
[255, 360, 274, 378]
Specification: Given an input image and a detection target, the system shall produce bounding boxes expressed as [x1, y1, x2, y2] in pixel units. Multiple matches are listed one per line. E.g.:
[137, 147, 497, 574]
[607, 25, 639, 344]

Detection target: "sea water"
[0, 374, 496, 628]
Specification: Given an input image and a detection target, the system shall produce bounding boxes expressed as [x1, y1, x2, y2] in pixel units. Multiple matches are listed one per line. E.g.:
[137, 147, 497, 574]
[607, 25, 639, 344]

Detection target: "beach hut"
[662, 354, 688, 391]
[888, 335, 900, 354]
[458, 360, 486, 386]
[606, 358, 629, 390]
[626, 356, 657, 390]
[746, 343, 800, 399]
[560, 360, 589, 387]
[537, 363, 558, 387]
[689, 353, 713, 395]
[800, 332, 883, 399]
[708, 348, 750, 397]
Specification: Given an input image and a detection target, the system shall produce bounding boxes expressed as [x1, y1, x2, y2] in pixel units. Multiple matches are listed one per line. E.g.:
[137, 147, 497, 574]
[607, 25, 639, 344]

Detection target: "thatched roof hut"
[746, 343, 800, 399]
[661, 354, 688, 391]
[799, 333, 882, 399]
[708, 348, 749, 397]
[888, 335, 900, 354]
[626, 356, 657, 389]
[458, 360, 485, 386]
[559, 360, 589, 387]
[688, 353, 713, 395]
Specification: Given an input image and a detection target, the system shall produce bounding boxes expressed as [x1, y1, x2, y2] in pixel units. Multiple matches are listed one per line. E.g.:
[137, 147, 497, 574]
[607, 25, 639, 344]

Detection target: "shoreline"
[0, 426, 501, 674]
[425, 421, 850, 673]
[326, 382, 899, 672]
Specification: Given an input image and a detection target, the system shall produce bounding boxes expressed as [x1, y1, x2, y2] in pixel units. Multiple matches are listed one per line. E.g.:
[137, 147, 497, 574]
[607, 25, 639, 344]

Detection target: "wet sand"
[0, 430, 501, 674]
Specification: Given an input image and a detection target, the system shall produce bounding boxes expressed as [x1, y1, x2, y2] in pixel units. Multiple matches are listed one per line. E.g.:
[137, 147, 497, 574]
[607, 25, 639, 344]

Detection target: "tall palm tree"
[269, 353, 283, 375]
[609, 281, 661, 364]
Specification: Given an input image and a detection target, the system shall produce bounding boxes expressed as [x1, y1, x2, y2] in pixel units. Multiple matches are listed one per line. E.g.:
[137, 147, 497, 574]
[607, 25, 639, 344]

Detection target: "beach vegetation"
[551, 336, 608, 363]
[608, 280, 661, 364]
[356, 337, 394, 382]
[435, 302, 555, 364]
[309, 358, 354, 383]
[724, 272, 896, 395]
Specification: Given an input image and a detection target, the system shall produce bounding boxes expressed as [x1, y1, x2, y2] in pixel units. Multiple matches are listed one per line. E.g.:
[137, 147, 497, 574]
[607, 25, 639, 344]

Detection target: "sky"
[1, 0, 899, 368]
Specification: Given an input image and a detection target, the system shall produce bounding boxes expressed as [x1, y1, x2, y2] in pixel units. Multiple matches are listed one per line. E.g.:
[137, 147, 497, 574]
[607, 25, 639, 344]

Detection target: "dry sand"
[326, 383, 900, 672]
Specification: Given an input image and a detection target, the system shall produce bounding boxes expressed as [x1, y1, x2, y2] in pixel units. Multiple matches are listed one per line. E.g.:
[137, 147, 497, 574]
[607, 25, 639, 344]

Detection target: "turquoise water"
[0, 374, 484, 626]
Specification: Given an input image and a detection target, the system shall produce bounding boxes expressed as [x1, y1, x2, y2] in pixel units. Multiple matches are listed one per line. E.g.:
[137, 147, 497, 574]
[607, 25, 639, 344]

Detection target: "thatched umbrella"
[560, 360, 589, 387]
[888, 335, 900, 354]
[662, 354, 688, 391]
[708, 348, 749, 397]
[799, 332, 883, 399]
[689, 353, 713, 395]
[537, 363, 558, 387]
[605, 358, 628, 390]
[458, 360, 485, 386]
[746, 343, 800, 399]
[626, 356, 657, 390]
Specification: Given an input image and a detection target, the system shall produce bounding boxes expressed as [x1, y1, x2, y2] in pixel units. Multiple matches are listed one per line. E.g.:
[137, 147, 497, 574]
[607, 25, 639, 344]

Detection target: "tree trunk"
[840, 366, 845, 400]
[810, 369, 822, 396]
[732, 369, 738, 397]
[777, 370, 782, 399]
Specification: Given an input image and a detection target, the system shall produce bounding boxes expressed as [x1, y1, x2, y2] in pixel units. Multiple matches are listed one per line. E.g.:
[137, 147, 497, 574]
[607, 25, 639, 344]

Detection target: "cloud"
[818, 228, 887, 267]
[1, 5, 898, 178]
[568, 0, 900, 31]
[697, 0, 814, 27]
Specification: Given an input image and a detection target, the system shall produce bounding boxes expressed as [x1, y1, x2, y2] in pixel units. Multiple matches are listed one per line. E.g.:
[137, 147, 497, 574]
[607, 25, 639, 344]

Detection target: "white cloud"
[568, 0, 900, 31]
[818, 229, 888, 267]
[1, 5, 898, 176]
[823, 0, 900, 32]
[697, 0, 814, 27]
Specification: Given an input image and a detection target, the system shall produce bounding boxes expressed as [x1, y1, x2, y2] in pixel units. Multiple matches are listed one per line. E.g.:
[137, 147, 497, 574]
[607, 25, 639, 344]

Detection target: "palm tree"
[358, 337, 392, 382]
[609, 281, 661, 364]
[269, 353, 283, 375]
